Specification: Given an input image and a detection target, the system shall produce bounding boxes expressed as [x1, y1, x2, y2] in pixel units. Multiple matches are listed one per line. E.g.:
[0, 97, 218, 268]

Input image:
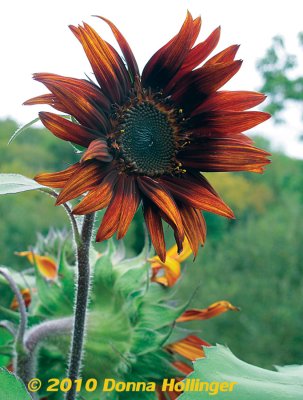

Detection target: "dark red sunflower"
[25, 12, 270, 261]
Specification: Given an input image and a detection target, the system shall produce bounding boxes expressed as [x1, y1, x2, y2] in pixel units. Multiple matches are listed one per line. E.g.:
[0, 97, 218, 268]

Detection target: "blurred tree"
[257, 34, 303, 127]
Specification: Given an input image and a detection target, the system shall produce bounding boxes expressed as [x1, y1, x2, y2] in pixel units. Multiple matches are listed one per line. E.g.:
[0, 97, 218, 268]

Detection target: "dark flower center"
[120, 101, 176, 176]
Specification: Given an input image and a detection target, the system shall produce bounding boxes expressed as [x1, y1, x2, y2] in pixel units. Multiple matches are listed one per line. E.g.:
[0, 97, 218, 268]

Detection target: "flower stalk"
[65, 212, 95, 400]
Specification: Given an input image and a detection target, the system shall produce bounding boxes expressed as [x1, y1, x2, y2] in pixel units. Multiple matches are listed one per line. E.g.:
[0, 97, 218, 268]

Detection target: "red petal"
[171, 60, 242, 111]
[205, 44, 240, 65]
[142, 11, 194, 89]
[39, 112, 98, 147]
[117, 177, 140, 239]
[143, 200, 166, 262]
[56, 162, 105, 205]
[23, 93, 66, 113]
[179, 205, 206, 257]
[72, 170, 118, 214]
[96, 175, 125, 241]
[81, 139, 113, 163]
[70, 23, 129, 103]
[165, 26, 221, 93]
[192, 91, 267, 115]
[191, 111, 271, 135]
[34, 163, 80, 188]
[179, 139, 271, 173]
[137, 177, 184, 243]
[32, 73, 111, 111]
[159, 175, 234, 219]
[96, 16, 139, 81]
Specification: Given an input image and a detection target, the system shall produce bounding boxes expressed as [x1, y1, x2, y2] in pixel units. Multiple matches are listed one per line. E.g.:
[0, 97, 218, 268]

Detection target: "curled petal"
[17, 252, 57, 280]
[177, 301, 240, 322]
[151, 256, 181, 287]
[81, 139, 113, 163]
[10, 289, 32, 310]
[34, 163, 81, 188]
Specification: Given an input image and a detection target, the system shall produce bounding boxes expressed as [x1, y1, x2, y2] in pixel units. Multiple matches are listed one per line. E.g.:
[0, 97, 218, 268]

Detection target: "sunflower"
[25, 12, 270, 261]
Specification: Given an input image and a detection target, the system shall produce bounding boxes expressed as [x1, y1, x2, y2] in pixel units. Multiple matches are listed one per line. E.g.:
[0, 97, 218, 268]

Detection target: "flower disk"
[27, 12, 271, 261]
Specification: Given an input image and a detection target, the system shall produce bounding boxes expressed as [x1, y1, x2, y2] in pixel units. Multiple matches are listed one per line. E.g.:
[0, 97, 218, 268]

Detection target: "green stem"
[65, 213, 95, 400]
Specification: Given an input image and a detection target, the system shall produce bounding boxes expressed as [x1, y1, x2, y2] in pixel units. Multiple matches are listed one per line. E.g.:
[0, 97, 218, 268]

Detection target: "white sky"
[1, 0, 303, 158]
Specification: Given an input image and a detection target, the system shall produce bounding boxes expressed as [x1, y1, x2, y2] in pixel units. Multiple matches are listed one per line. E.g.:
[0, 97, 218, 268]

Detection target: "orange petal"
[117, 177, 140, 239]
[39, 112, 98, 147]
[81, 139, 113, 163]
[167, 335, 209, 361]
[10, 288, 31, 310]
[17, 252, 57, 280]
[143, 200, 166, 263]
[72, 170, 118, 214]
[178, 206, 206, 257]
[24, 93, 66, 113]
[56, 162, 105, 205]
[138, 177, 184, 245]
[151, 256, 181, 287]
[96, 16, 139, 80]
[177, 301, 240, 322]
[96, 175, 125, 241]
[34, 163, 81, 188]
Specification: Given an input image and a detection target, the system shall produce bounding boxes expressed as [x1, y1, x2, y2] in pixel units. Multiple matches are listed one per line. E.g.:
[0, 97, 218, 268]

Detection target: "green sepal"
[0, 368, 31, 399]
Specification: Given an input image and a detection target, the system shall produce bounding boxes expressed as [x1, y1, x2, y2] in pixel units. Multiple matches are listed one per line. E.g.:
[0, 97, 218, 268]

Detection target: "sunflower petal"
[177, 301, 240, 322]
[152, 256, 181, 287]
[167, 335, 209, 361]
[171, 60, 242, 111]
[191, 110, 271, 135]
[117, 177, 140, 239]
[143, 200, 166, 262]
[179, 139, 271, 173]
[160, 175, 234, 219]
[96, 175, 126, 241]
[96, 16, 139, 81]
[16, 251, 57, 280]
[192, 91, 267, 115]
[205, 44, 240, 64]
[138, 177, 184, 246]
[142, 11, 194, 89]
[56, 162, 105, 205]
[179, 205, 206, 257]
[81, 139, 113, 163]
[72, 170, 118, 214]
[34, 163, 81, 188]
[39, 112, 99, 147]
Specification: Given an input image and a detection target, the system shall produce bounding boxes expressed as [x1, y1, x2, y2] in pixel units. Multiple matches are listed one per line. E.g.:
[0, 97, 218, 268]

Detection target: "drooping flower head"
[26, 12, 270, 261]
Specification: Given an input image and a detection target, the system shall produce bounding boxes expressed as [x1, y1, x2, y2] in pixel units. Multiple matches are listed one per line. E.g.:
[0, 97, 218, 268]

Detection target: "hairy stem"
[0, 268, 28, 382]
[65, 213, 95, 400]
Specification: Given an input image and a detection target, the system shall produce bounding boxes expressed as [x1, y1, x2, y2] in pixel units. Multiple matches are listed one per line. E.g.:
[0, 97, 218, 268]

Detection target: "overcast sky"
[1, 0, 303, 157]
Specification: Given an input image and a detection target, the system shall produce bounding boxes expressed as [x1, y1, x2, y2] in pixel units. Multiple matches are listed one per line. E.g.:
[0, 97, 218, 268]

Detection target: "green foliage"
[257, 34, 303, 124]
[180, 345, 303, 400]
[0, 368, 31, 400]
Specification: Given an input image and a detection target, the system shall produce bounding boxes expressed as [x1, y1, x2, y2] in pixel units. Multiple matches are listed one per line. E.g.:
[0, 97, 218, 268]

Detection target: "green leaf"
[8, 117, 40, 144]
[0, 368, 31, 399]
[0, 174, 44, 195]
[180, 345, 303, 400]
